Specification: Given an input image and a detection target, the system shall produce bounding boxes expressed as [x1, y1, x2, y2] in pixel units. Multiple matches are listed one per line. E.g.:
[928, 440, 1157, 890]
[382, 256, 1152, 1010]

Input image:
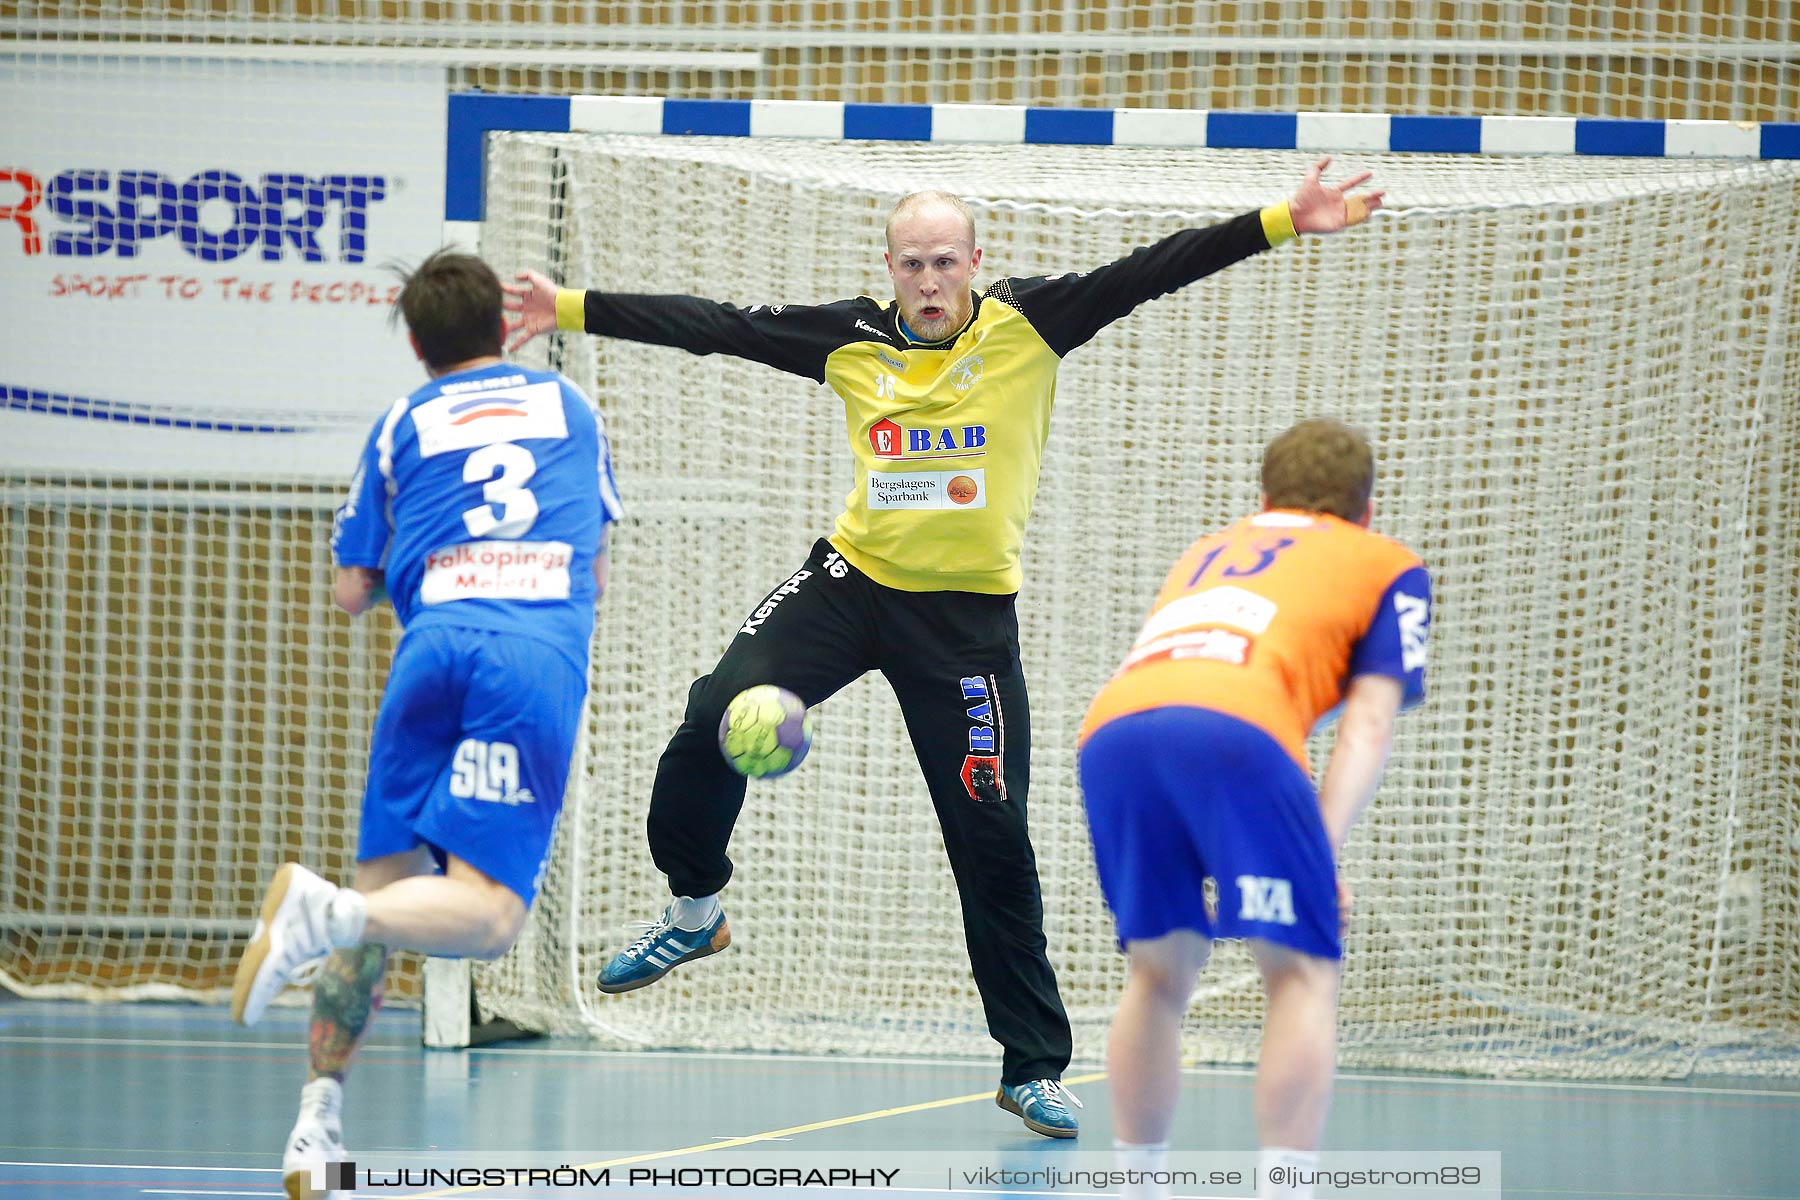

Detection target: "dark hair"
[393, 249, 503, 371]
[1260, 418, 1376, 521]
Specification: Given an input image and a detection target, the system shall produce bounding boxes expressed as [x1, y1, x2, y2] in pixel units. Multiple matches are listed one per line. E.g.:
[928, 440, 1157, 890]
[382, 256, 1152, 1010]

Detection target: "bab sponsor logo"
[0, 167, 389, 261]
[867, 418, 988, 460]
[958, 675, 1006, 803]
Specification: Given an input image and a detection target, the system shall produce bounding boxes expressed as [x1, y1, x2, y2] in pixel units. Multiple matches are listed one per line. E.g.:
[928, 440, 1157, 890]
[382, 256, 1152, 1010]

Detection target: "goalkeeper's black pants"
[646, 537, 1073, 1087]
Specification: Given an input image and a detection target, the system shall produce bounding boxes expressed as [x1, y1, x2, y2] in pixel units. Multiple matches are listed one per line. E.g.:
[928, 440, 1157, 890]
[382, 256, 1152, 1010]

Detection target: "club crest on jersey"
[949, 353, 984, 391]
[958, 675, 1006, 804]
[868, 418, 988, 460]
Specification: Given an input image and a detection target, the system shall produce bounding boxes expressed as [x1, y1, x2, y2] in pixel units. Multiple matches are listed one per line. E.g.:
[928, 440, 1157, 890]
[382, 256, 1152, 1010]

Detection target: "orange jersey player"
[1079, 486, 1427, 779]
[1079, 418, 1430, 1200]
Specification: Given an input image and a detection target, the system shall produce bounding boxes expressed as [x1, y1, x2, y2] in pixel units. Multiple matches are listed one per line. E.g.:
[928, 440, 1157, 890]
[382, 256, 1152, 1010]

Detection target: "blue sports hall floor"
[2, 996, 1796, 1200]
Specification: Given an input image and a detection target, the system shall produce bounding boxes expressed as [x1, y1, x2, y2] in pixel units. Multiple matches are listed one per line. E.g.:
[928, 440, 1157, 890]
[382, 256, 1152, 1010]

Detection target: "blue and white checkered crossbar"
[446, 94, 1800, 221]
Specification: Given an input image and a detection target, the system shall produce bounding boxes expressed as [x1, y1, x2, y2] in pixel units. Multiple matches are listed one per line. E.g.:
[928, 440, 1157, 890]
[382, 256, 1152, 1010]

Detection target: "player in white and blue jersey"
[228, 250, 621, 1200]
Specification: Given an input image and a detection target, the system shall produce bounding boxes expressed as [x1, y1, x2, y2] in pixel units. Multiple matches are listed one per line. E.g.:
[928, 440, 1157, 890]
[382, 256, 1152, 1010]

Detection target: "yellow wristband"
[1260, 201, 1297, 247]
[554, 288, 586, 332]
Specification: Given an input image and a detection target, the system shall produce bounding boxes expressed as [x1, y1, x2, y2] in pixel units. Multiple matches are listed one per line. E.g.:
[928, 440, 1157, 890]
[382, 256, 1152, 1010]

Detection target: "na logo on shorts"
[1236, 875, 1296, 925]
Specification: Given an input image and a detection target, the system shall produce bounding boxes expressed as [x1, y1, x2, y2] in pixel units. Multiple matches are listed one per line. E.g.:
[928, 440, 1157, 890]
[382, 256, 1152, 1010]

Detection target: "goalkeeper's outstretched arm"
[503, 268, 846, 383]
[997, 155, 1385, 357]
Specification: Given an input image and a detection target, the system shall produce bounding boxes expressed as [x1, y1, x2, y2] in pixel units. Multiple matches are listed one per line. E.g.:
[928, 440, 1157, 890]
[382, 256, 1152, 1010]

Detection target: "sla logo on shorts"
[958, 675, 1006, 804]
[1236, 875, 1296, 925]
[450, 739, 535, 806]
[867, 468, 986, 510]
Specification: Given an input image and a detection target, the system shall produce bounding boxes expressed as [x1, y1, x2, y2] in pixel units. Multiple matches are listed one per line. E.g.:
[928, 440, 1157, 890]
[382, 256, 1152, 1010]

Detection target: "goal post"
[462, 98, 1800, 1078]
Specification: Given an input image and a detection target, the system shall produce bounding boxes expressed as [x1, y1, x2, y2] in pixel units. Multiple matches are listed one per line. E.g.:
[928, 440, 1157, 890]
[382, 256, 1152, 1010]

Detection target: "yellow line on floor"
[412, 1071, 1108, 1198]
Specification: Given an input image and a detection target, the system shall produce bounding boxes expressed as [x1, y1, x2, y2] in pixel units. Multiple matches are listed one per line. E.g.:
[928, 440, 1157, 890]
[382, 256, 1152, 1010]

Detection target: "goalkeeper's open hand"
[502, 268, 559, 352]
[1289, 155, 1385, 234]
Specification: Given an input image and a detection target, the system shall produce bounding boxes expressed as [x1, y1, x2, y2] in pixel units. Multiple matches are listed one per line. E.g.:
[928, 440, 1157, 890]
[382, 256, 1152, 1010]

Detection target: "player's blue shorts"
[359, 624, 587, 905]
[1079, 706, 1340, 959]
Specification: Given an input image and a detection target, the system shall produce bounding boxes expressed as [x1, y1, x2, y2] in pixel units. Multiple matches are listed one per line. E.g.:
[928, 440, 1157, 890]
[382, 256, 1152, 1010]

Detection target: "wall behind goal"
[4, 2, 1799, 119]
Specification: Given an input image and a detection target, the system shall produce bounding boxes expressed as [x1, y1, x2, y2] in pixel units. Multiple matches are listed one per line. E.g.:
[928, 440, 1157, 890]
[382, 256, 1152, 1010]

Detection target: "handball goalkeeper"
[506, 157, 1381, 1139]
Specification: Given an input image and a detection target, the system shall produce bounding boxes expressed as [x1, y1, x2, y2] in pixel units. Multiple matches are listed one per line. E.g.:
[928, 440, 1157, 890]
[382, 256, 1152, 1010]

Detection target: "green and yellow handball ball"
[718, 685, 814, 778]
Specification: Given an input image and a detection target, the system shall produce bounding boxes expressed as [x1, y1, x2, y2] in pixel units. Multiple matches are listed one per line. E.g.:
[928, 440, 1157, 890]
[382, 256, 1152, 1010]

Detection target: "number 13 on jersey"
[1187, 535, 1296, 587]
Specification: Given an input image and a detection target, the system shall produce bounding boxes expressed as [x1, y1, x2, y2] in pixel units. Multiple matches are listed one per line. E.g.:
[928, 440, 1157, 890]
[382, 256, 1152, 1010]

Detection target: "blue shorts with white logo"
[359, 624, 587, 905]
[1079, 706, 1339, 959]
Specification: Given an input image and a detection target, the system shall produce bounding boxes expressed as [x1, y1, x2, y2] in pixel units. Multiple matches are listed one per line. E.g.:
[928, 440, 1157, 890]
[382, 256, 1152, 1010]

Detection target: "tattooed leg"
[308, 943, 389, 1083]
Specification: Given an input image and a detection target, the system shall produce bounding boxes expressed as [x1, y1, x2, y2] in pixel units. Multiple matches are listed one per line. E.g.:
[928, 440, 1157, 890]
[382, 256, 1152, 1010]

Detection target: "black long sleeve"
[989, 208, 1277, 357]
[577, 293, 888, 384]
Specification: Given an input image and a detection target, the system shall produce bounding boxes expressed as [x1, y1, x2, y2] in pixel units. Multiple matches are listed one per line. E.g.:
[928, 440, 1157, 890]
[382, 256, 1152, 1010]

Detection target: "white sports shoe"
[232, 863, 340, 1026]
[282, 1078, 349, 1200]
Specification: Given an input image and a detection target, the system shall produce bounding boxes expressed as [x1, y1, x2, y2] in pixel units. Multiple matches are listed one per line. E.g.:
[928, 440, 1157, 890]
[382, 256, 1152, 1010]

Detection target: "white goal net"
[467, 133, 1800, 1078]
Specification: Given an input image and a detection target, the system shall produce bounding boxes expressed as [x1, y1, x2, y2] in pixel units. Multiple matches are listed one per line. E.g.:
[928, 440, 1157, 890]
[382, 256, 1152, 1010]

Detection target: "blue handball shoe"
[597, 905, 731, 994]
[996, 1078, 1082, 1138]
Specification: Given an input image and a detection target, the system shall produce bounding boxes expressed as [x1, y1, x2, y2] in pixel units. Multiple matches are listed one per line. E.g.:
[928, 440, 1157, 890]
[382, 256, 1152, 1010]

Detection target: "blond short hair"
[1260, 418, 1376, 521]
[885, 191, 977, 253]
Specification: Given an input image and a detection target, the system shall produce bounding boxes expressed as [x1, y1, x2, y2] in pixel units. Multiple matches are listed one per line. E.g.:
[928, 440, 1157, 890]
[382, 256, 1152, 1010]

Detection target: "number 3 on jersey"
[462, 442, 538, 539]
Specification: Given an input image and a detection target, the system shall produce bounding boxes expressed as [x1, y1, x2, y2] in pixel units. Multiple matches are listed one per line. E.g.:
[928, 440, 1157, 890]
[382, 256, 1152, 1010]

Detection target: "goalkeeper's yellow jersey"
[558, 204, 1293, 594]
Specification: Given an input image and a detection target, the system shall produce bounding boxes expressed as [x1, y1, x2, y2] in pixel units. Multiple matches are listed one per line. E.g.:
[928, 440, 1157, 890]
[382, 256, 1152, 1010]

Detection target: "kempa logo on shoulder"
[855, 318, 890, 340]
[949, 353, 984, 391]
[741, 568, 813, 636]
